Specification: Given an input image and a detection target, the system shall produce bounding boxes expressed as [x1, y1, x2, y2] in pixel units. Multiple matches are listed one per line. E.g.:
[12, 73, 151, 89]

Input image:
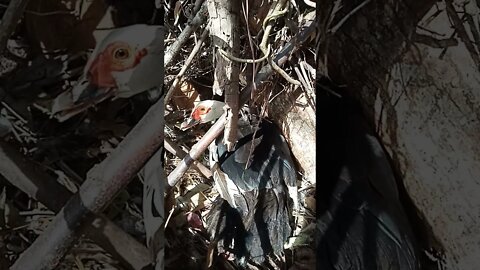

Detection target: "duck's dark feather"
[207, 120, 296, 265]
[215, 120, 297, 191]
[316, 86, 420, 270]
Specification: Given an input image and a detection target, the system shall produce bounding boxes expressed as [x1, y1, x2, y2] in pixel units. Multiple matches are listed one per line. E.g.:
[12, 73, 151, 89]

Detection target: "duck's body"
[182, 101, 298, 266]
[207, 119, 296, 265]
[316, 84, 420, 270]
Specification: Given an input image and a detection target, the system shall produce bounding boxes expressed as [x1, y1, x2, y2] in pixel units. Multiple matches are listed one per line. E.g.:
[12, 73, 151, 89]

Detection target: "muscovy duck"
[52, 24, 164, 121]
[181, 100, 299, 266]
[316, 82, 421, 270]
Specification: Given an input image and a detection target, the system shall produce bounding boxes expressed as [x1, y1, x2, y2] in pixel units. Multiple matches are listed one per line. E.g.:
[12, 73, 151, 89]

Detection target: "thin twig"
[464, 13, 480, 50]
[412, 33, 458, 48]
[165, 27, 209, 104]
[166, 15, 316, 190]
[165, 2, 208, 67]
[259, 0, 302, 86]
[165, 137, 212, 180]
[329, 0, 372, 34]
[218, 45, 270, 63]
[1, 101, 27, 123]
[445, 0, 480, 68]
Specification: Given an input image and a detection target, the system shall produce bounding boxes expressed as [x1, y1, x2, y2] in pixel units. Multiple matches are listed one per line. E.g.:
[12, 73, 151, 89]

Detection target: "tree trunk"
[317, 0, 480, 269]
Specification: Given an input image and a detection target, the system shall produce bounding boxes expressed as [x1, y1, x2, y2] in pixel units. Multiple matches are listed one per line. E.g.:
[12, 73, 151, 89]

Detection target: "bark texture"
[319, 0, 480, 269]
[269, 89, 316, 186]
[207, 0, 240, 151]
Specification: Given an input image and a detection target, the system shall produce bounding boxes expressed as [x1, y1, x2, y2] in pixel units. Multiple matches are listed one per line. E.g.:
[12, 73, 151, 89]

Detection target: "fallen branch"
[167, 115, 226, 188]
[464, 13, 480, 51]
[164, 1, 208, 67]
[166, 15, 316, 189]
[445, 0, 480, 68]
[11, 97, 165, 270]
[207, 0, 240, 151]
[0, 141, 151, 270]
[260, 0, 301, 86]
[165, 137, 212, 180]
[165, 27, 209, 104]
[412, 33, 458, 48]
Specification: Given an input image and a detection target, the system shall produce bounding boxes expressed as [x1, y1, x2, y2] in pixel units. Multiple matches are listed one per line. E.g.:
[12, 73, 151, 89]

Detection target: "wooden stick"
[167, 114, 226, 188]
[445, 0, 480, 69]
[164, 1, 208, 67]
[0, 141, 151, 270]
[166, 16, 316, 190]
[11, 97, 165, 270]
[165, 137, 212, 179]
[207, 0, 241, 151]
[165, 27, 209, 104]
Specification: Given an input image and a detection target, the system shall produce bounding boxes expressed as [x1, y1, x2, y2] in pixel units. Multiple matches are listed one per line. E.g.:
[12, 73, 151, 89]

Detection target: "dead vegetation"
[163, 0, 316, 269]
[0, 0, 316, 269]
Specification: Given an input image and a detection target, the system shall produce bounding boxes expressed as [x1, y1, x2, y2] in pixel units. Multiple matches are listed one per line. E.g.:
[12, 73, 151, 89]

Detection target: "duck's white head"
[180, 100, 225, 130]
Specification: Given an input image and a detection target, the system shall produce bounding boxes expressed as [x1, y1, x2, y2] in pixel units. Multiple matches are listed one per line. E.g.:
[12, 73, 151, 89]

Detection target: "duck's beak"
[70, 76, 97, 103]
[180, 117, 200, 130]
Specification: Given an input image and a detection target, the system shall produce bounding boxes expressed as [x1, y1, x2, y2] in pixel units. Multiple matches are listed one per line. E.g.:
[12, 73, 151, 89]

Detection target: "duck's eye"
[113, 47, 130, 59]
[200, 107, 206, 112]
